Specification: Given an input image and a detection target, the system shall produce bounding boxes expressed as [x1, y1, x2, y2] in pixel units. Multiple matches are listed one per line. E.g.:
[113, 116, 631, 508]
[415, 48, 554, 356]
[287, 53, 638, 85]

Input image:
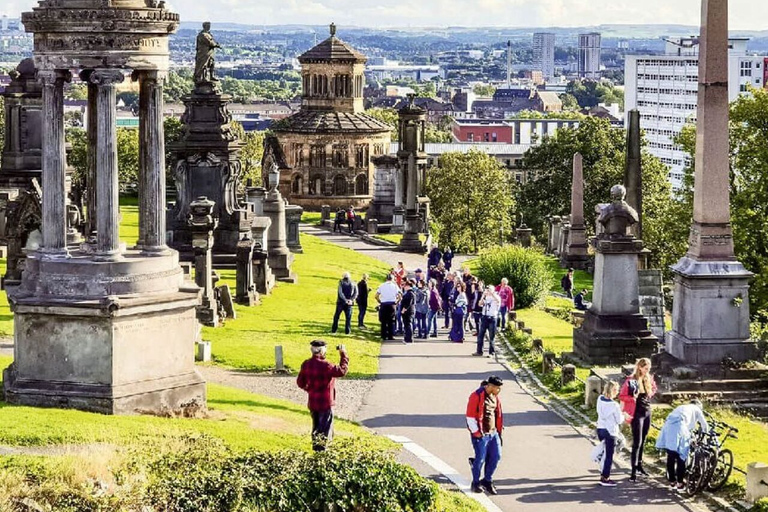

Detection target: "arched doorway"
[333, 175, 347, 196]
[355, 174, 368, 195]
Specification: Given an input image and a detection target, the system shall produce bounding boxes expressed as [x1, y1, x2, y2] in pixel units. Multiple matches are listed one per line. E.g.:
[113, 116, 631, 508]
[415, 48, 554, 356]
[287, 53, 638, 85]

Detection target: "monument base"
[573, 310, 659, 365]
[562, 252, 590, 271]
[269, 250, 296, 284]
[5, 291, 206, 415]
[399, 234, 426, 254]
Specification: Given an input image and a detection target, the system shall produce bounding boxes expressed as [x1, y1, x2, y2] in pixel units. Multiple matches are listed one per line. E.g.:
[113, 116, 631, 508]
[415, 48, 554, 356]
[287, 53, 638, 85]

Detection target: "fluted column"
[137, 70, 169, 255]
[90, 69, 125, 261]
[38, 69, 71, 259]
[80, 70, 99, 239]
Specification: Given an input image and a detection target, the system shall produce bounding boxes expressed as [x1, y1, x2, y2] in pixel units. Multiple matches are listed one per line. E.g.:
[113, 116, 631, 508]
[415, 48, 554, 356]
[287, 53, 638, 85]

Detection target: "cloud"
[2, 0, 767, 30]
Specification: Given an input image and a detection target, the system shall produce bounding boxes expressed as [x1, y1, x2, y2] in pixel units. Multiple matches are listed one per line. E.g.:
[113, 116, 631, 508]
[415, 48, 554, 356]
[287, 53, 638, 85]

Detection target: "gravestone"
[285, 204, 304, 253]
[549, 216, 562, 255]
[573, 185, 658, 365]
[261, 136, 296, 283]
[666, 0, 756, 364]
[562, 153, 589, 270]
[235, 237, 259, 306]
[189, 196, 219, 326]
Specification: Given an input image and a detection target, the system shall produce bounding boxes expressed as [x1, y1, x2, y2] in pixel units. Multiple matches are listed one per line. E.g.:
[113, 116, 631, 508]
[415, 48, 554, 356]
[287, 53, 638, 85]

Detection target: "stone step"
[659, 389, 768, 404]
[662, 378, 768, 393]
[733, 402, 768, 418]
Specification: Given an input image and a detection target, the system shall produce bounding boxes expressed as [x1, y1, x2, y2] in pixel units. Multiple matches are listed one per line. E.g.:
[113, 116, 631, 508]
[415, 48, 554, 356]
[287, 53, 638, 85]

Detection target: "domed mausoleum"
[271, 24, 391, 210]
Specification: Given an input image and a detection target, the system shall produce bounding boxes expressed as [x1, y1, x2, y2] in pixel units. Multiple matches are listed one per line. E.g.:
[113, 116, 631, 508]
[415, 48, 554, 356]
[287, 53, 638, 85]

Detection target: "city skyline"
[1, 0, 768, 31]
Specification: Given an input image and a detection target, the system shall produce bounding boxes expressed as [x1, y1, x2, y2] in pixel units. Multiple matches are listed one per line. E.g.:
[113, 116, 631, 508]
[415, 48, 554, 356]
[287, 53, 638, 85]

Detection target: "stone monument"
[261, 136, 296, 283]
[398, 95, 429, 253]
[573, 185, 658, 365]
[666, 0, 756, 365]
[5, 0, 205, 415]
[188, 196, 219, 326]
[624, 109, 643, 240]
[169, 22, 253, 262]
[562, 153, 589, 269]
[548, 215, 562, 255]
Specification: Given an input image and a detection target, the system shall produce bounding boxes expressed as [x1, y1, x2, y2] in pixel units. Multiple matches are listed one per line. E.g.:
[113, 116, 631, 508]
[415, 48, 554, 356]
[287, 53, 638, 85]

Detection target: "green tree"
[66, 127, 140, 188]
[365, 107, 399, 140]
[65, 83, 88, 101]
[231, 122, 266, 186]
[517, 117, 674, 270]
[559, 93, 580, 112]
[473, 84, 496, 97]
[164, 71, 194, 103]
[566, 80, 624, 110]
[427, 150, 515, 252]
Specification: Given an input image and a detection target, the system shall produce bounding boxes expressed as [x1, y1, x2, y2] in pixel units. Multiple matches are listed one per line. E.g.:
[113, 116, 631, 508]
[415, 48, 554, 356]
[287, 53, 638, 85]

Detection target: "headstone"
[573, 185, 658, 365]
[561, 364, 576, 385]
[638, 269, 666, 340]
[320, 204, 331, 223]
[367, 218, 379, 234]
[516, 225, 533, 248]
[585, 375, 603, 408]
[563, 153, 589, 270]
[285, 204, 304, 253]
[218, 284, 236, 320]
[547, 216, 562, 254]
[275, 346, 285, 372]
[667, 0, 756, 365]
[558, 222, 570, 263]
[246, 187, 267, 216]
[235, 237, 259, 306]
[195, 341, 212, 362]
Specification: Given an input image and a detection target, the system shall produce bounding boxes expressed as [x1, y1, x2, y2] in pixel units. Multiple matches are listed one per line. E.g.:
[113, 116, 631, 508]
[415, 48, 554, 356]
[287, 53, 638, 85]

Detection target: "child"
[596, 381, 627, 487]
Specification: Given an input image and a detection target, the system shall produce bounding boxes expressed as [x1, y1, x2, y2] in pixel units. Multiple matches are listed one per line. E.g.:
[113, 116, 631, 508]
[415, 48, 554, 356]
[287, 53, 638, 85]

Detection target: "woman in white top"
[596, 381, 627, 487]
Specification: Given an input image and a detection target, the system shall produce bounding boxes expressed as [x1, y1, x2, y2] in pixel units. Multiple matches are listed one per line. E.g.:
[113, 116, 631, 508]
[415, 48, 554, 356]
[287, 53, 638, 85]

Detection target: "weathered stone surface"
[563, 153, 588, 269]
[624, 109, 643, 239]
[285, 204, 304, 253]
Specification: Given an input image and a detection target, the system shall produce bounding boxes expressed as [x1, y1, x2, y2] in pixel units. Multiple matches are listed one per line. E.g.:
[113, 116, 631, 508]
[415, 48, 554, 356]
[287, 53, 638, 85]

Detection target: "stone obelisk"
[666, 0, 756, 365]
[563, 153, 588, 269]
[624, 109, 642, 240]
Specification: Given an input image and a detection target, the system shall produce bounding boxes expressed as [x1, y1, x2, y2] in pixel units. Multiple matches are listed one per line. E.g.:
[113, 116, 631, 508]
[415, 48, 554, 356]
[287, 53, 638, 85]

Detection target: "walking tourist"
[297, 340, 349, 451]
[596, 381, 627, 487]
[561, 268, 574, 298]
[400, 279, 416, 344]
[333, 208, 345, 233]
[356, 274, 369, 328]
[376, 274, 400, 341]
[496, 278, 515, 330]
[441, 272, 455, 329]
[414, 279, 429, 339]
[620, 358, 657, 482]
[468, 280, 482, 334]
[443, 246, 454, 271]
[466, 375, 504, 495]
[449, 282, 468, 342]
[474, 285, 500, 357]
[331, 272, 358, 335]
[656, 400, 708, 491]
[427, 245, 442, 269]
[346, 206, 356, 233]
[427, 279, 442, 338]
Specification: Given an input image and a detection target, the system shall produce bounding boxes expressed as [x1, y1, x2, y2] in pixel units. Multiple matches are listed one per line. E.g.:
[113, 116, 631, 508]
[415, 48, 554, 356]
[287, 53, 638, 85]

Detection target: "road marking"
[387, 435, 505, 512]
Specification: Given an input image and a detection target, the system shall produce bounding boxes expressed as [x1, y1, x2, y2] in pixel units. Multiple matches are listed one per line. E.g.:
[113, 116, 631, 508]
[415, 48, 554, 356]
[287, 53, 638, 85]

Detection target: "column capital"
[37, 69, 72, 85]
[131, 69, 167, 83]
[89, 69, 125, 87]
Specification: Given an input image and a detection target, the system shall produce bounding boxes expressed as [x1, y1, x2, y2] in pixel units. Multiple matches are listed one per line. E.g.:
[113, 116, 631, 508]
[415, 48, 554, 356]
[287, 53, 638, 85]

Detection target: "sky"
[2, 0, 767, 31]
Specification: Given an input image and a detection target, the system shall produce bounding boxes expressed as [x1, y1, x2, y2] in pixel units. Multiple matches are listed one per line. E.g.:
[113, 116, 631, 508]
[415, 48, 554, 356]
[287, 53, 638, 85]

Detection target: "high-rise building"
[1, 15, 9, 32]
[625, 37, 766, 190]
[578, 33, 602, 79]
[533, 32, 555, 81]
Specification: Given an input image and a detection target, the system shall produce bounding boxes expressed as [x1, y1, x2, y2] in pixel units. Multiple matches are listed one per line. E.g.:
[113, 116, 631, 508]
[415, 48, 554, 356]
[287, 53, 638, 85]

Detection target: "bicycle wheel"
[686, 450, 707, 496]
[706, 449, 734, 492]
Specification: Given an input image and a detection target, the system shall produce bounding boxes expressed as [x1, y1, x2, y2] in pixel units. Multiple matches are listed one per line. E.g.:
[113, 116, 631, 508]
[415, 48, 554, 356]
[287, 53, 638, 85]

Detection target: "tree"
[66, 127, 140, 189]
[473, 84, 496, 97]
[517, 117, 675, 270]
[365, 107, 398, 140]
[65, 83, 88, 101]
[426, 150, 515, 252]
[164, 71, 194, 103]
[566, 80, 624, 110]
[559, 93, 580, 112]
[231, 122, 266, 186]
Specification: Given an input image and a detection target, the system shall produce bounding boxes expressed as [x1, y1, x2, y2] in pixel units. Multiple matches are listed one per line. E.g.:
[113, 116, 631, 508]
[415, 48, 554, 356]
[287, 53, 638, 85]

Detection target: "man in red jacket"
[466, 375, 504, 495]
[297, 340, 349, 451]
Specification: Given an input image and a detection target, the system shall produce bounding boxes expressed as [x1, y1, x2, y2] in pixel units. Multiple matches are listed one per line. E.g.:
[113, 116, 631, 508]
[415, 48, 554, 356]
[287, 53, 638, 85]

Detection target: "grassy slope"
[544, 256, 593, 295]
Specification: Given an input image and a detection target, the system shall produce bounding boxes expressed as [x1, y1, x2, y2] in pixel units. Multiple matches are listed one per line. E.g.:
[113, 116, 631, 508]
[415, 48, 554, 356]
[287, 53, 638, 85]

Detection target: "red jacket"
[619, 376, 657, 422]
[496, 285, 515, 310]
[466, 387, 503, 438]
[297, 352, 349, 412]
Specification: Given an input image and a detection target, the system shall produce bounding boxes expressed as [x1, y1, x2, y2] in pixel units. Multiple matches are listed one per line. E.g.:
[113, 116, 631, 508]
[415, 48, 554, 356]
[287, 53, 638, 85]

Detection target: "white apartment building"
[533, 33, 556, 81]
[625, 37, 766, 189]
[578, 33, 601, 79]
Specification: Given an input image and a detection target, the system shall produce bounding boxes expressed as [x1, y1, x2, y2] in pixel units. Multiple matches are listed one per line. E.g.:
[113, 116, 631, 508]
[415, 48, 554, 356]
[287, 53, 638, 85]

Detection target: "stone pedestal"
[264, 190, 296, 284]
[285, 204, 304, 253]
[320, 204, 331, 223]
[189, 197, 219, 327]
[516, 226, 533, 248]
[549, 216, 562, 255]
[235, 238, 259, 306]
[391, 206, 405, 234]
[400, 214, 426, 253]
[169, 89, 252, 259]
[246, 187, 267, 216]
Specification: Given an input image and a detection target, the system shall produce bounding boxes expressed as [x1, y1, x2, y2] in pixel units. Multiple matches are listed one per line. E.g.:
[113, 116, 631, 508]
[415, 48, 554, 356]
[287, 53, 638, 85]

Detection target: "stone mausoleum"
[272, 24, 391, 211]
[4, 0, 205, 415]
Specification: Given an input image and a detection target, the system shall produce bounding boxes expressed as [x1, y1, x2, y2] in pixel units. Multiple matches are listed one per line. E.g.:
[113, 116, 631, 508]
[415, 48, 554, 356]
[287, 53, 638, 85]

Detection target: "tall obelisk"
[667, 0, 755, 364]
[563, 153, 588, 269]
[624, 109, 642, 240]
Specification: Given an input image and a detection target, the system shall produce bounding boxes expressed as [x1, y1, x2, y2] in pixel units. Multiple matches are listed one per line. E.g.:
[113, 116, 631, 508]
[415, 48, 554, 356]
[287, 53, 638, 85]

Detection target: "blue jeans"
[477, 315, 497, 355]
[427, 310, 438, 335]
[471, 433, 502, 485]
[416, 312, 427, 338]
[396, 307, 403, 334]
[597, 428, 616, 479]
[332, 303, 352, 334]
[499, 306, 508, 329]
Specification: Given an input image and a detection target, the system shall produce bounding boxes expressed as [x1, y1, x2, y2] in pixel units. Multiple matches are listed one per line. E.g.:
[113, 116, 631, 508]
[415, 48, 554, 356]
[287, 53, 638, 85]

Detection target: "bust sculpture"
[598, 185, 639, 238]
[194, 22, 221, 89]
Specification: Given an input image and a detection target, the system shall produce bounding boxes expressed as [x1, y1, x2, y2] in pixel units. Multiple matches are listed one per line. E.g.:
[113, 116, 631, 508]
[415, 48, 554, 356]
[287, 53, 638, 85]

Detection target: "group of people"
[333, 206, 358, 234]
[595, 357, 709, 489]
[561, 268, 591, 311]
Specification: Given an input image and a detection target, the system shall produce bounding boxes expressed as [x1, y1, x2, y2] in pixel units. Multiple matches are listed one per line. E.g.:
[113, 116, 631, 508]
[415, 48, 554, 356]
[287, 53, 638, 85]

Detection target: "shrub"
[474, 246, 554, 309]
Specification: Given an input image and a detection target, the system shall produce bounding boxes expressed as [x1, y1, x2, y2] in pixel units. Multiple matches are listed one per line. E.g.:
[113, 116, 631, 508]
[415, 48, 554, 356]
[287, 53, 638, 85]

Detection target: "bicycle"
[685, 414, 738, 496]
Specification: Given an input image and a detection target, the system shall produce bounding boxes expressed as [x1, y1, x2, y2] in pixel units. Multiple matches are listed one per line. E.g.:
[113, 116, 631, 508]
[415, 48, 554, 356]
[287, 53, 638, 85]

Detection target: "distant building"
[272, 25, 391, 210]
[451, 118, 579, 145]
[624, 37, 767, 189]
[534, 91, 563, 113]
[366, 63, 441, 82]
[533, 33, 556, 81]
[524, 69, 544, 86]
[578, 33, 602, 79]
[1, 16, 8, 32]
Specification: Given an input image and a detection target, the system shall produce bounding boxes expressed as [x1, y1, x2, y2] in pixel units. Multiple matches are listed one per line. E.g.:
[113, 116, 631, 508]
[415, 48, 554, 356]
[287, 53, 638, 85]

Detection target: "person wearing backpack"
[414, 280, 429, 340]
[346, 206, 356, 233]
[561, 269, 574, 298]
[466, 376, 504, 495]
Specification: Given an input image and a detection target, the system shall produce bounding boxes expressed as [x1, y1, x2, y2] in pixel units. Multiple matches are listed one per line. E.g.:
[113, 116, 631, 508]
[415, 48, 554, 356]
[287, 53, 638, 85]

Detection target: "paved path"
[313, 226, 705, 512]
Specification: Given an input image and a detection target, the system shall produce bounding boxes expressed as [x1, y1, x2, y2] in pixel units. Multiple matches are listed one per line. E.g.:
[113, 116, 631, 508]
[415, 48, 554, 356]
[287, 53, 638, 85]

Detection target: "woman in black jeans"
[619, 358, 657, 482]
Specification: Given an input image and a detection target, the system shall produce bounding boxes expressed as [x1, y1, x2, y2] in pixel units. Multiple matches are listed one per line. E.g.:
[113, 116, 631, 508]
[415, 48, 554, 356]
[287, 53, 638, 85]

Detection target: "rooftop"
[298, 23, 366, 64]
[272, 110, 391, 134]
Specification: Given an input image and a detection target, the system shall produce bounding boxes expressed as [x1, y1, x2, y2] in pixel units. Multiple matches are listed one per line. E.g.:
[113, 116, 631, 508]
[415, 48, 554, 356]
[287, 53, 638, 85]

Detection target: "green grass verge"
[203, 233, 391, 377]
[0, 260, 11, 338]
[516, 308, 575, 356]
[301, 211, 322, 225]
[544, 256, 593, 295]
[372, 233, 427, 245]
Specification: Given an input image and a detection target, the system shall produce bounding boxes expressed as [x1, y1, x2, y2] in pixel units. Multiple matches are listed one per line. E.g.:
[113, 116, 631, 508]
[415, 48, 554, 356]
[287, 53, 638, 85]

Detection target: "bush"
[475, 246, 554, 309]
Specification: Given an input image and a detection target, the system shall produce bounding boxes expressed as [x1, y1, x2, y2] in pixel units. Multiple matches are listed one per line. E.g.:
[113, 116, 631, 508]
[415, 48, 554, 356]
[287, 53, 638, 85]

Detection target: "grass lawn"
[544, 256, 593, 295]
[301, 211, 322, 225]
[0, 260, 11, 339]
[516, 308, 575, 356]
[372, 233, 427, 245]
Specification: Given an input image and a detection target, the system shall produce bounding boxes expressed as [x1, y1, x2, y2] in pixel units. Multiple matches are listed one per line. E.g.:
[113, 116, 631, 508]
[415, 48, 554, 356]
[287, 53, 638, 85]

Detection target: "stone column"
[138, 70, 169, 255]
[81, 70, 98, 239]
[38, 69, 71, 258]
[90, 69, 125, 260]
[624, 109, 642, 239]
[564, 153, 589, 269]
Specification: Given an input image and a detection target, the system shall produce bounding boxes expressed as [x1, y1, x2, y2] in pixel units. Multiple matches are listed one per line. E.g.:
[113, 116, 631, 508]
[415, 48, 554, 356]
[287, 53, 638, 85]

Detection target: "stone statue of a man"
[194, 22, 221, 87]
[598, 185, 639, 238]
